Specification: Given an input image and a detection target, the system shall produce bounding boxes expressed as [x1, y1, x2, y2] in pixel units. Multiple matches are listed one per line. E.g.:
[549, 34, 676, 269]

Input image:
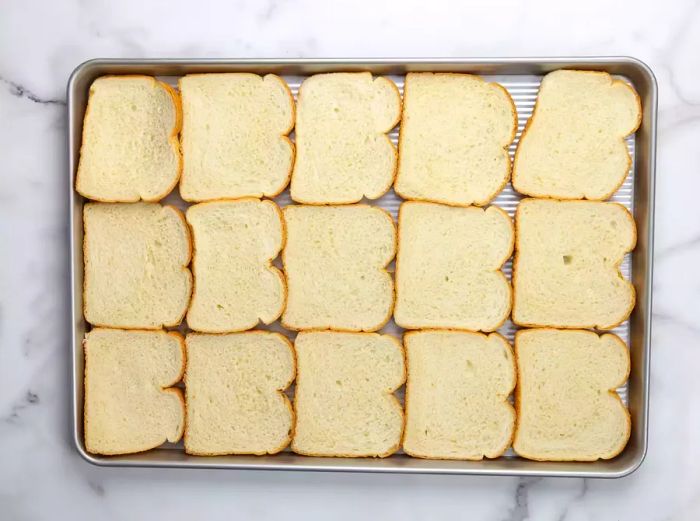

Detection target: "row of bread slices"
[85, 327, 630, 461]
[83, 197, 636, 334]
[75, 69, 641, 207]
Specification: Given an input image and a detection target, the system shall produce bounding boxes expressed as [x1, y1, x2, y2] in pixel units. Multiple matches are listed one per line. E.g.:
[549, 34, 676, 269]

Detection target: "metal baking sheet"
[68, 58, 657, 477]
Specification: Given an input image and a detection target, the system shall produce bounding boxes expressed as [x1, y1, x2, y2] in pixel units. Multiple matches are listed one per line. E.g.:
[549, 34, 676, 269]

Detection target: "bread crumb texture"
[84, 328, 185, 455]
[513, 329, 630, 461]
[291, 72, 401, 204]
[179, 73, 294, 201]
[184, 332, 294, 455]
[83, 202, 192, 329]
[186, 199, 285, 333]
[513, 198, 636, 329]
[282, 205, 395, 331]
[395, 201, 513, 331]
[513, 69, 641, 199]
[395, 73, 517, 206]
[403, 330, 515, 460]
[292, 331, 405, 457]
[76, 76, 181, 202]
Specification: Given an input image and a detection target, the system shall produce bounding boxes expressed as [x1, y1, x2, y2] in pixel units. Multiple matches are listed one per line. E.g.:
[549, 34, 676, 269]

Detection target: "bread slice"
[292, 331, 405, 457]
[394, 73, 517, 206]
[394, 201, 513, 331]
[402, 331, 515, 460]
[83, 202, 192, 329]
[290, 72, 401, 204]
[186, 199, 285, 333]
[513, 328, 631, 461]
[282, 205, 395, 331]
[512, 69, 642, 199]
[512, 198, 636, 329]
[83, 328, 185, 455]
[76, 76, 181, 202]
[178, 73, 294, 201]
[184, 332, 295, 455]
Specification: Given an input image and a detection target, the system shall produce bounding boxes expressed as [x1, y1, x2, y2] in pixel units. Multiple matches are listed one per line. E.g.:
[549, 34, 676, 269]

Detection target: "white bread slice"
[84, 328, 185, 455]
[184, 332, 295, 455]
[282, 205, 396, 331]
[513, 328, 631, 461]
[394, 202, 513, 331]
[512, 69, 642, 200]
[395, 73, 517, 206]
[186, 199, 285, 333]
[83, 203, 192, 329]
[512, 198, 636, 329]
[290, 72, 401, 204]
[76, 76, 181, 202]
[292, 331, 405, 457]
[403, 331, 515, 460]
[178, 73, 294, 201]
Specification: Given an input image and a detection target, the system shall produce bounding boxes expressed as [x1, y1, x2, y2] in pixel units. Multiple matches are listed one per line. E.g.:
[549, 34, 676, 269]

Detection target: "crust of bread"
[401, 329, 515, 460]
[511, 198, 636, 330]
[394, 201, 514, 332]
[291, 332, 405, 458]
[178, 73, 295, 202]
[183, 331, 296, 456]
[291, 73, 401, 205]
[394, 72, 518, 207]
[83, 328, 187, 455]
[512, 69, 642, 201]
[82, 203, 193, 330]
[76, 75, 183, 203]
[185, 198, 286, 333]
[512, 328, 631, 461]
[280, 204, 396, 332]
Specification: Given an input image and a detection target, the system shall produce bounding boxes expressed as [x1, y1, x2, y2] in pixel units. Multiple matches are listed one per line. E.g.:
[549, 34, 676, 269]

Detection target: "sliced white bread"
[512, 69, 642, 199]
[282, 205, 396, 331]
[76, 76, 181, 202]
[512, 198, 636, 329]
[395, 73, 517, 206]
[178, 73, 294, 201]
[394, 201, 513, 331]
[184, 332, 295, 455]
[83, 328, 185, 455]
[403, 330, 515, 460]
[83, 202, 192, 329]
[513, 328, 631, 461]
[290, 72, 401, 204]
[292, 331, 405, 457]
[186, 199, 285, 333]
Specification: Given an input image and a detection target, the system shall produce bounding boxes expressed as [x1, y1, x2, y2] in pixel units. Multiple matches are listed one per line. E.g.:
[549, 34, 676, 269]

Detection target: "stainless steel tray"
[68, 58, 657, 477]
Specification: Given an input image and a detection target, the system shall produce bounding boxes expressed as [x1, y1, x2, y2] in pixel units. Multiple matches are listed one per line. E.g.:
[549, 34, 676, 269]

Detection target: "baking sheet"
[69, 59, 656, 476]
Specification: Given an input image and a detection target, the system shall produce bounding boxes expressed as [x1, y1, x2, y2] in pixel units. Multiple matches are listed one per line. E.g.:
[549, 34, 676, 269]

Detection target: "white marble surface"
[1, 0, 699, 519]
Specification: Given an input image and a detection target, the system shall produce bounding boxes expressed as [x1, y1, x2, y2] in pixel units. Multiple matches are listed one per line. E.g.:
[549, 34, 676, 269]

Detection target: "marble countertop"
[1, 0, 699, 519]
